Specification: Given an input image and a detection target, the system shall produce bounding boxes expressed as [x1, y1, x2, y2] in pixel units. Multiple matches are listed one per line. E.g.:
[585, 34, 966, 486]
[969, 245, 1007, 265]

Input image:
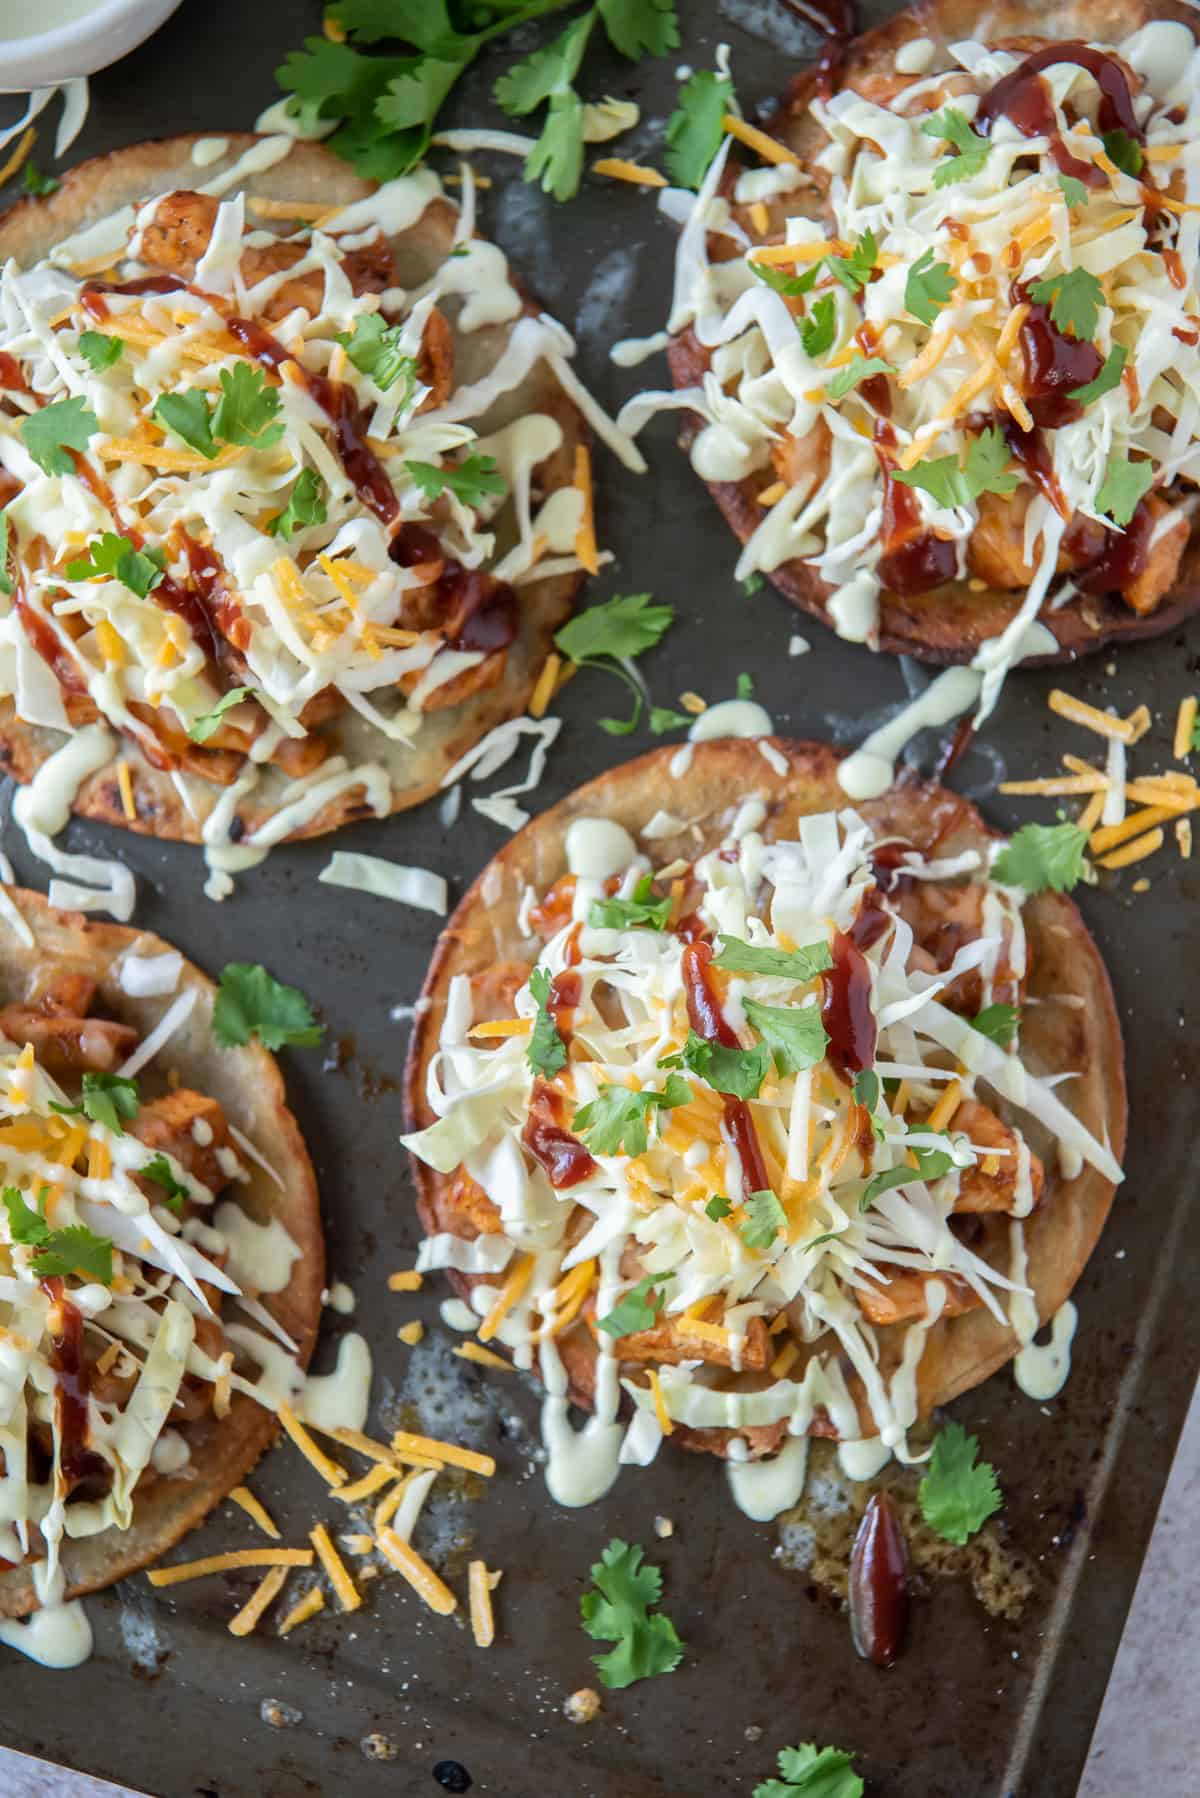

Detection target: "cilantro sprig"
[827, 354, 895, 402]
[2, 1186, 113, 1284]
[78, 331, 123, 373]
[860, 1136, 955, 1211]
[336, 313, 418, 397]
[826, 229, 878, 295]
[596, 1270, 673, 1336]
[213, 963, 322, 1051]
[743, 997, 828, 1075]
[918, 1419, 1003, 1544]
[740, 1188, 786, 1252]
[1070, 344, 1126, 407]
[991, 822, 1090, 894]
[753, 1743, 864, 1798]
[142, 1153, 190, 1215]
[280, 1, 679, 202]
[21, 161, 60, 197]
[1095, 453, 1153, 527]
[580, 1538, 684, 1689]
[659, 1029, 770, 1101]
[971, 1002, 1019, 1048]
[921, 107, 991, 187]
[554, 591, 674, 735]
[212, 363, 285, 449]
[904, 248, 956, 326]
[187, 687, 256, 745]
[588, 875, 670, 932]
[406, 454, 506, 508]
[1102, 128, 1143, 177]
[712, 936, 832, 981]
[66, 532, 164, 600]
[800, 294, 836, 359]
[267, 468, 327, 540]
[21, 396, 98, 476]
[572, 1075, 690, 1157]
[527, 966, 567, 1079]
[51, 1072, 140, 1136]
[153, 389, 219, 460]
[1027, 266, 1104, 341]
[894, 425, 1019, 510]
[664, 68, 731, 189]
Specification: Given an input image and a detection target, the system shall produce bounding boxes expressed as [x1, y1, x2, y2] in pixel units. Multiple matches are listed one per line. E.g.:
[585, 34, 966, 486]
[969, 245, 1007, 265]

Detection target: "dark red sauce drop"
[521, 1081, 596, 1190]
[821, 926, 878, 1082]
[848, 1491, 909, 1667]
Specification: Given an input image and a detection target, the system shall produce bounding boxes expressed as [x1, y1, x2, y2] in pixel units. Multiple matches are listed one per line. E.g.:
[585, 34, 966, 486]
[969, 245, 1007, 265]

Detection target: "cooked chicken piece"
[269, 734, 331, 780]
[130, 1089, 232, 1192]
[968, 487, 1105, 589]
[137, 191, 220, 275]
[0, 1008, 137, 1073]
[469, 960, 530, 1024]
[950, 1098, 1044, 1214]
[614, 1311, 771, 1371]
[1119, 495, 1189, 615]
[441, 1167, 503, 1236]
[894, 881, 987, 1014]
[854, 1267, 980, 1327]
[33, 972, 97, 1018]
[771, 415, 831, 501]
[417, 307, 454, 410]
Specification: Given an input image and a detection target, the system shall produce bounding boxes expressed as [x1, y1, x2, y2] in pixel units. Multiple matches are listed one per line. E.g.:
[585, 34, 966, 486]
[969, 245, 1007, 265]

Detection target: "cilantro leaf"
[597, 0, 679, 59]
[212, 363, 284, 449]
[65, 532, 164, 600]
[1102, 128, 1143, 176]
[1095, 453, 1154, 527]
[141, 1153, 189, 1214]
[740, 1188, 786, 1252]
[588, 875, 670, 932]
[580, 1539, 684, 1689]
[21, 396, 98, 476]
[0, 510, 12, 598]
[659, 1029, 770, 1101]
[826, 229, 877, 295]
[918, 1419, 1003, 1544]
[153, 388, 219, 459]
[335, 313, 418, 397]
[894, 425, 1019, 509]
[827, 354, 895, 402]
[754, 1741, 864, 1798]
[573, 1076, 690, 1158]
[596, 1271, 674, 1336]
[1069, 343, 1127, 406]
[526, 966, 567, 1080]
[405, 454, 507, 508]
[554, 592, 674, 735]
[1058, 174, 1088, 209]
[375, 54, 469, 163]
[712, 936, 833, 981]
[329, 0, 460, 49]
[1027, 266, 1104, 340]
[21, 161, 59, 197]
[213, 963, 322, 1051]
[494, 11, 593, 116]
[991, 822, 1090, 894]
[852, 1069, 880, 1112]
[78, 331, 122, 373]
[526, 89, 585, 201]
[971, 1002, 1019, 1048]
[557, 591, 674, 665]
[2, 1189, 116, 1286]
[800, 294, 836, 359]
[904, 248, 956, 326]
[705, 1194, 732, 1221]
[744, 997, 828, 1075]
[664, 69, 732, 190]
[750, 260, 816, 300]
[188, 687, 256, 745]
[922, 108, 990, 187]
[861, 1139, 955, 1211]
[736, 671, 754, 700]
[49, 1072, 140, 1136]
[742, 571, 764, 596]
[266, 468, 327, 540]
[649, 706, 691, 734]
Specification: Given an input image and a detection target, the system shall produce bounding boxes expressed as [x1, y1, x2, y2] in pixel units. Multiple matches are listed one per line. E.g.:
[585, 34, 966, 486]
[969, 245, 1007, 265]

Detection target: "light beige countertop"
[2, 1378, 1195, 1798]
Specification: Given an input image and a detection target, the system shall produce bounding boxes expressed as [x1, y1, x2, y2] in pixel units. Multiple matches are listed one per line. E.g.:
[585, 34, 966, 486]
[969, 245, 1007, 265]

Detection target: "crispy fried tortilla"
[406, 739, 1127, 1457]
[0, 890, 322, 1614]
[0, 134, 585, 844]
[666, 0, 1200, 664]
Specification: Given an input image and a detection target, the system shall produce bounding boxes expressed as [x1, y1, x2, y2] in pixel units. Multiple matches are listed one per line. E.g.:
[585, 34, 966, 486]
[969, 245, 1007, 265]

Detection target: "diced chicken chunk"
[130, 1089, 232, 1192]
[441, 1168, 503, 1236]
[854, 1267, 979, 1327]
[950, 1099, 1044, 1214]
[1121, 496, 1189, 616]
[0, 1008, 137, 1073]
[615, 1311, 771, 1371]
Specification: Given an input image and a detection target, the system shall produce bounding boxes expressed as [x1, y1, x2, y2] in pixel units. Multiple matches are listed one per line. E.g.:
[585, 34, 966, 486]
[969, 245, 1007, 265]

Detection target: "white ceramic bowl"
[0, 0, 182, 92]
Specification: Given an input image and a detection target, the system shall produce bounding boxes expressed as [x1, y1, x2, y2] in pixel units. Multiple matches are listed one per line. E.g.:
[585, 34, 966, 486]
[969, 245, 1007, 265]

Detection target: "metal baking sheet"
[2, 3, 1197, 1794]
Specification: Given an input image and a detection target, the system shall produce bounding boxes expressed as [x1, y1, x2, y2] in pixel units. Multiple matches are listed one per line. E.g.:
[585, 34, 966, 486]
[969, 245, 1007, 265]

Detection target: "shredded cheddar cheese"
[1174, 696, 1197, 761]
[722, 113, 801, 167]
[454, 1341, 513, 1372]
[278, 1403, 349, 1488]
[228, 1485, 281, 1540]
[335, 1462, 396, 1504]
[228, 1563, 289, 1637]
[390, 1430, 496, 1478]
[468, 1559, 497, 1647]
[387, 1270, 423, 1291]
[278, 1585, 326, 1637]
[147, 1548, 313, 1587]
[1098, 827, 1164, 870]
[528, 652, 562, 720]
[396, 1319, 425, 1346]
[376, 1529, 458, 1615]
[478, 1251, 534, 1343]
[310, 1523, 362, 1612]
[647, 1369, 673, 1435]
[592, 157, 668, 186]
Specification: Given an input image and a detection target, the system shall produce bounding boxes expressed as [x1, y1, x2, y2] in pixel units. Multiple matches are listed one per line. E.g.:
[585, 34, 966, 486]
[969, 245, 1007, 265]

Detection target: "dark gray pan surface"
[0, 3, 1196, 1794]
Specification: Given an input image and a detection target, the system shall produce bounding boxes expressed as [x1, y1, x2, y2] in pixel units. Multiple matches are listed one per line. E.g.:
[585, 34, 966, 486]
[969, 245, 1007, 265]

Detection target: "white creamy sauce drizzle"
[837, 668, 981, 799]
[727, 1434, 809, 1520]
[837, 1436, 892, 1481]
[212, 1201, 301, 1295]
[1014, 1302, 1078, 1401]
[689, 698, 774, 741]
[439, 1297, 478, 1332]
[300, 1333, 372, 1434]
[610, 331, 671, 368]
[0, 1597, 93, 1670]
